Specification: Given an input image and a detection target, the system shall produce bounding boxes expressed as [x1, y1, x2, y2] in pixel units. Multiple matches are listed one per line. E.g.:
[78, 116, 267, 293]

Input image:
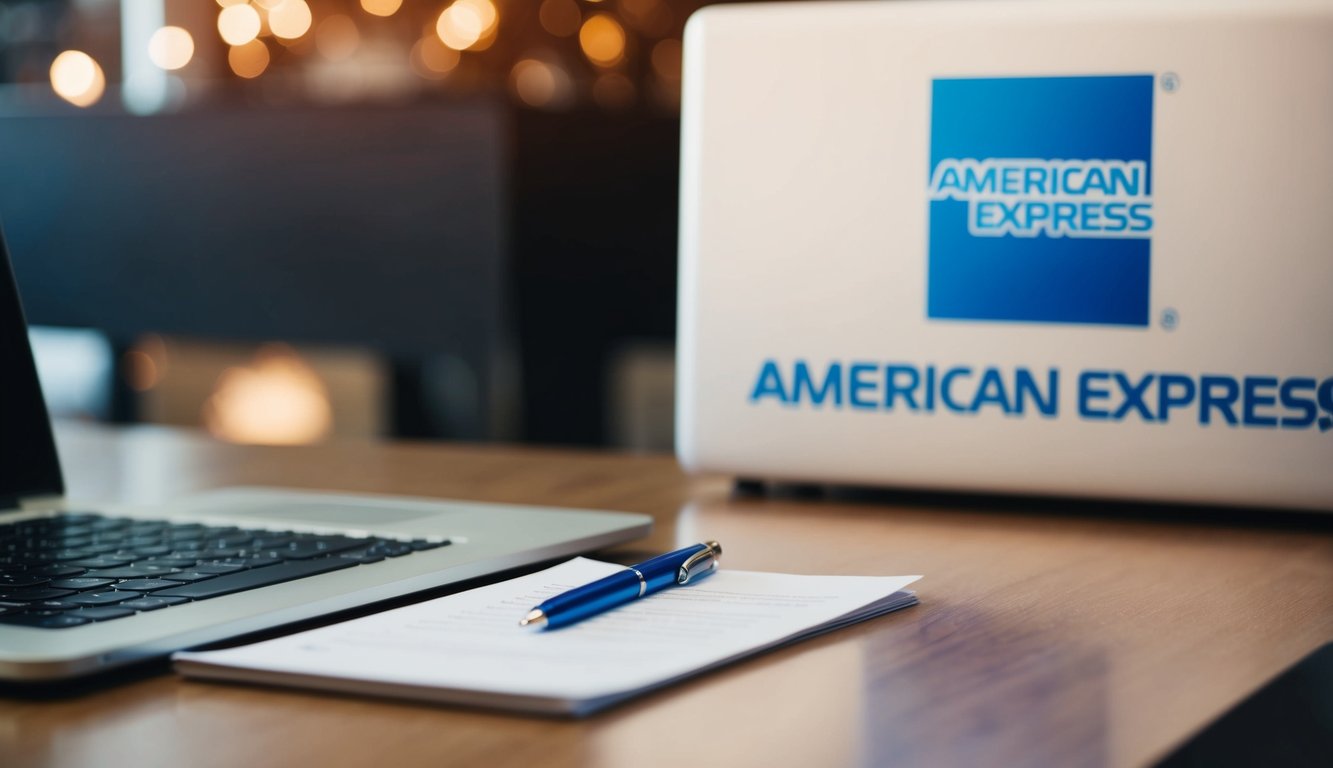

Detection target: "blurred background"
[0, 0, 733, 452]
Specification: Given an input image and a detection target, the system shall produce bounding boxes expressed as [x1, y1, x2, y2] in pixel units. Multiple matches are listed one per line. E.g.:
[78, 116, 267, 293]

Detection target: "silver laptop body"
[0, 231, 650, 681]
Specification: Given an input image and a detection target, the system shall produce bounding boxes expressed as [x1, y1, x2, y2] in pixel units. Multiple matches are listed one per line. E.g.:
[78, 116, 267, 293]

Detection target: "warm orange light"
[510, 58, 558, 108]
[412, 35, 461, 78]
[651, 38, 681, 81]
[148, 26, 195, 71]
[218, 4, 261, 46]
[360, 0, 403, 17]
[216, 0, 247, 6]
[203, 345, 333, 446]
[538, 0, 580, 38]
[228, 38, 271, 78]
[436, 0, 498, 51]
[269, 0, 313, 40]
[315, 15, 360, 61]
[579, 14, 625, 68]
[49, 50, 105, 108]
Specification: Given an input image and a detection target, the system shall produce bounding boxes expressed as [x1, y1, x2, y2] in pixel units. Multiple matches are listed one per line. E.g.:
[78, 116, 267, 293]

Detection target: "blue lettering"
[1242, 376, 1278, 427]
[1318, 379, 1333, 432]
[923, 365, 937, 413]
[849, 363, 877, 410]
[1278, 378, 1317, 429]
[884, 365, 920, 411]
[750, 360, 788, 403]
[1079, 371, 1112, 420]
[1129, 203, 1153, 232]
[936, 165, 963, 195]
[1102, 202, 1128, 232]
[1112, 372, 1156, 421]
[1015, 368, 1058, 417]
[971, 368, 1012, 414]
[1199, 375, 1239, 426]
[940, 367, 972, 413]
[1079, 203, 1102, 231]
[1108, 165, 1141, 196]
[974, 201, 1002, 231]
[1157, 374, 1195, 422]
[793, 361, 842, 407]
[964, 166, 995, 194]
[1053, 202, 1077, 233]
[1083, 166, 1109, 195]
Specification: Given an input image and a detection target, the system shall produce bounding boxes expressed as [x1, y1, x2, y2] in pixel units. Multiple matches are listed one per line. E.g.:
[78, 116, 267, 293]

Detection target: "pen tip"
[519, 609, 548, 630]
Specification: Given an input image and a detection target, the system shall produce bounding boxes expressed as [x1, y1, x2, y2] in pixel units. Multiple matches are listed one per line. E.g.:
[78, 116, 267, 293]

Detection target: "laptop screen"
[0, 229, 63, 506]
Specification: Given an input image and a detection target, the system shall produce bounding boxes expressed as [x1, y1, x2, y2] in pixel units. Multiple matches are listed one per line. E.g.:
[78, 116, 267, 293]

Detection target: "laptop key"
[0, 573, 50, 588]
[0, 588, 77, 602]
[30, 600, 80, 612]
[140, 558, 201, 569]
[48, 578, 116, 591]
[155, 557, 359, 600]
[114, 579, 186, 592]
[410, 539, 451, 551]
[278, 538, 368, 560]
[193, 563, 246, 575]
[67, 556, 134, 569]
[66, 592, 132, 607]
[118, 596, 189, 611]
[0, 613, 91, 629]
[73, 607, 135, 622]
[161, 571, 219, 584]
[86, 565, 181, 579]
[31, 565, 87, 578]
[339, 550, 385, 564]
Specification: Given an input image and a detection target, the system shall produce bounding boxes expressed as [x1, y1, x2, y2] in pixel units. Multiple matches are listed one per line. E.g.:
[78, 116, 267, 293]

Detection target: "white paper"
[174, 558, 919, 712]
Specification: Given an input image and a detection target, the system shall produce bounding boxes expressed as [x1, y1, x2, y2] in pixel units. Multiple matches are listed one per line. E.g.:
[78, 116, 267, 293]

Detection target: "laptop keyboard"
[0, 513, 449, 629]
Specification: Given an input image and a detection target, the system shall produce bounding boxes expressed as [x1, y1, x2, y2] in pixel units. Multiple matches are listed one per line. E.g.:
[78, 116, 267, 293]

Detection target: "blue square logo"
[927, 75, 1155, 326]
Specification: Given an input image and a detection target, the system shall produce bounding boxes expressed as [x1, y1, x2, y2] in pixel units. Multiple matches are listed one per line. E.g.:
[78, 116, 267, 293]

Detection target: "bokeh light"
[147, 26, 195, 71]
[510, 57, 572, 109]
[203, 345, 333, 446]
[361, 0, 404, 18]
[218, 4, 262, 46]
[651, 38, 681, 81]
[436, 0, 498, 51]
[316, 15, 361, 61]
[49, 50, 105, 108]
[412, 35, 461, 79]
[269, 0, 313, 41]
[228, 38, 271, 78]
[579, 14, 626, 68]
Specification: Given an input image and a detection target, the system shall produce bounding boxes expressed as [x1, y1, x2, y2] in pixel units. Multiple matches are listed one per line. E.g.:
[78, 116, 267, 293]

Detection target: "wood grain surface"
[1, 423, 1330, 768]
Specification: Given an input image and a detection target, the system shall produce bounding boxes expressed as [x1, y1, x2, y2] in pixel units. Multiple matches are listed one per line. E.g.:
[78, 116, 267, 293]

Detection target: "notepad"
[173, 558, 920, 715]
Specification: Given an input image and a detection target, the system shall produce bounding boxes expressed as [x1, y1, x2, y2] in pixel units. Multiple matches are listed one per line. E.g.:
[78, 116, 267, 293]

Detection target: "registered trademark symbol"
[1161, 308, 1179, 330]
[1161, 72, 1180, 93]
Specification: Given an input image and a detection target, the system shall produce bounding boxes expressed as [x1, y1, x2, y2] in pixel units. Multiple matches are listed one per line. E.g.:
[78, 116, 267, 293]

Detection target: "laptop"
[0, 229, 651, 681]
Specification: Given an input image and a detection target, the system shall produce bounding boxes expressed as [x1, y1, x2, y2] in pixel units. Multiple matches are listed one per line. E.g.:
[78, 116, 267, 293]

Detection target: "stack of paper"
[174, 557, 920, 715]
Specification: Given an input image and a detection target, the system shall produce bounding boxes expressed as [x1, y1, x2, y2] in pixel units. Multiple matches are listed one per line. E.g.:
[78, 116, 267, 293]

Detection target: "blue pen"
[519, 541, 723, 630]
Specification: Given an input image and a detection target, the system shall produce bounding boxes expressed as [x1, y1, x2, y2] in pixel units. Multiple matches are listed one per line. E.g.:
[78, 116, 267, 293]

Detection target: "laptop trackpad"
[172, 490, 449, 527]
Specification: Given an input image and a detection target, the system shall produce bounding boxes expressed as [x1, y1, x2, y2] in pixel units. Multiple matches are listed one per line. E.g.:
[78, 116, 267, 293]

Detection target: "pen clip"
[676, 541, 722, 585]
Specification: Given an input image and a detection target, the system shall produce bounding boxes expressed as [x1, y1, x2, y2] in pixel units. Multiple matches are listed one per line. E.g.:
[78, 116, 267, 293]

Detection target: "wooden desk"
[2, 424, 1331, 767]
